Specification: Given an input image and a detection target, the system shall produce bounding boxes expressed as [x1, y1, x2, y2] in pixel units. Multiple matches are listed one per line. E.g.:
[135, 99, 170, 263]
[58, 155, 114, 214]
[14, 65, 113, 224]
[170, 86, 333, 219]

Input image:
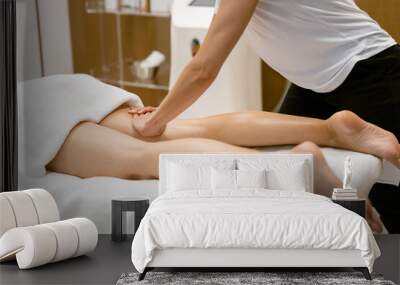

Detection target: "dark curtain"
[0, 0, 18, 192]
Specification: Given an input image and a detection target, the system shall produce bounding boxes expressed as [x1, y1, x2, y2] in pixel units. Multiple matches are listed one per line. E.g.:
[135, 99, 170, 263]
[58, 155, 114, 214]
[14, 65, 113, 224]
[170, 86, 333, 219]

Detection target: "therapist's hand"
[128, 106, 157, 115]
[131, 112, 166, 137]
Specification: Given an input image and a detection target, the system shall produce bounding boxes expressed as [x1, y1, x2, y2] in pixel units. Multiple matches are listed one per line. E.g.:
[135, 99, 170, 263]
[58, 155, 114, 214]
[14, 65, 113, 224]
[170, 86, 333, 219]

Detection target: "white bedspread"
[131, 190, 380, 273]
[18, 74, 143, 177]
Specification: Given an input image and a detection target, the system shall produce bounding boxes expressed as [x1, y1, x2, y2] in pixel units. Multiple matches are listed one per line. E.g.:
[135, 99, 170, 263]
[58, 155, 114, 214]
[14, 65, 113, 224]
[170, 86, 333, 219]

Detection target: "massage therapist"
[130, 1, 400, 231]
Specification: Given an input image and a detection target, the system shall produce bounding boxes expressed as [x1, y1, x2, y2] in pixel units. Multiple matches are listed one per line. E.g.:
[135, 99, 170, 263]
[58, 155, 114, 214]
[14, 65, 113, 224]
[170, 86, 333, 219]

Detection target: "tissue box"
[151, 0, 172, 13]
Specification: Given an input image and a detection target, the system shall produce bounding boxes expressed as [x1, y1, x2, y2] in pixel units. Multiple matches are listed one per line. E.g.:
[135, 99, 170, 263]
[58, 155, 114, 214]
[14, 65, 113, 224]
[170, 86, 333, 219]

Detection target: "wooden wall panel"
[69, 0, 118, 77]
[356, 0, 400, 42]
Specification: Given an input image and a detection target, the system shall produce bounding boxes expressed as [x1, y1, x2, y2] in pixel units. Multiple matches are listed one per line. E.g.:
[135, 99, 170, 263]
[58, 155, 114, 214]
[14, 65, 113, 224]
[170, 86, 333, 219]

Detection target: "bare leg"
[101, 107, 332, 145]
[48, 122, 342, 194]
[47, 122, 256, 179]
[101, 108, 400, 167]
[290, 141, 341, 197]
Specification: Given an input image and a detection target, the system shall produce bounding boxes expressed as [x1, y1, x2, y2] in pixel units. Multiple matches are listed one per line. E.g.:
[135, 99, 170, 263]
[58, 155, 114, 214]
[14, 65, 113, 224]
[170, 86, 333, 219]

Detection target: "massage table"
[19, 147, 399, 234]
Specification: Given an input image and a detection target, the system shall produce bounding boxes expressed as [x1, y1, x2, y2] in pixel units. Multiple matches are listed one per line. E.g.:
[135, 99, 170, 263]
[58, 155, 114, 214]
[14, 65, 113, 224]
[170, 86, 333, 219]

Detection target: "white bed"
[131, 154, 383, 280]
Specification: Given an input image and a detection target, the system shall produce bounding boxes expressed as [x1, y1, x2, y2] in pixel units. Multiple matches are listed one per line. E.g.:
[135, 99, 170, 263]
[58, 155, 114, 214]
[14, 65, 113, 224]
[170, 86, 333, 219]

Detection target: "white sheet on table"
[131, 190, 380, 273]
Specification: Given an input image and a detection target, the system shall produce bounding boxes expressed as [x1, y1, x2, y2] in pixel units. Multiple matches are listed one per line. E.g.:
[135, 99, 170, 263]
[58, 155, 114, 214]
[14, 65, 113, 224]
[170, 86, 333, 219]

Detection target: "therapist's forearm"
[146, 0, 258, 128]
[149, 59, 217, 126]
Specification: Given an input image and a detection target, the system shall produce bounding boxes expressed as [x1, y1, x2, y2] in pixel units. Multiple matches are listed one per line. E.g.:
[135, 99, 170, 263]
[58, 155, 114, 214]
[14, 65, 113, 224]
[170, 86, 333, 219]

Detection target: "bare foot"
[327, 111, 400, 168]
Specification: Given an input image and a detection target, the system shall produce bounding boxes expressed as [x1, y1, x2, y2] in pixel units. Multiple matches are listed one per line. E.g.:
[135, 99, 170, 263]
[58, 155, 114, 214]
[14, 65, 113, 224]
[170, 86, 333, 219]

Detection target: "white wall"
[37, 0, 73, 75]
[16, 0, 74, 82]
[16, 0, 42, 81]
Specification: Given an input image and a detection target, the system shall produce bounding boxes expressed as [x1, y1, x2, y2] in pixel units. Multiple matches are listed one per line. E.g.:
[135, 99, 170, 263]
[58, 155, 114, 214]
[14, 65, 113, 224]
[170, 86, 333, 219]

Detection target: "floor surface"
[0, 235, 399, 285]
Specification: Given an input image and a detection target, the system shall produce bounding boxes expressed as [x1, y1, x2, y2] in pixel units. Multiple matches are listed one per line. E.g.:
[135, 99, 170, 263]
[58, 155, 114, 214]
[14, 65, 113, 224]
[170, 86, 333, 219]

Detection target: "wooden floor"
[0, 235, 399, 285]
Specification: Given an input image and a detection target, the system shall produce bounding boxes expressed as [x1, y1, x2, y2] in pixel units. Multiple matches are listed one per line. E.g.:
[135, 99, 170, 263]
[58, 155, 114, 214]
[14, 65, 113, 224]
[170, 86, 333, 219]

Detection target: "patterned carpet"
[116, 271, 396, 285]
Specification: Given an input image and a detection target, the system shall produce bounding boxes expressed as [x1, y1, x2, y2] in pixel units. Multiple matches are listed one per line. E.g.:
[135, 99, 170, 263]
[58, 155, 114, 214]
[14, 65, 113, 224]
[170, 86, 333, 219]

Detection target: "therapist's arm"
[134, 0, 258, 137]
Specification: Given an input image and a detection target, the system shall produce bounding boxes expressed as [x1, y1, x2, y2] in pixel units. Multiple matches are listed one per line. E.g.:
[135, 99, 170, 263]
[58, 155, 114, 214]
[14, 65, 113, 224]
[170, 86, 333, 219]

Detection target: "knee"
[292, 141, 324, 161]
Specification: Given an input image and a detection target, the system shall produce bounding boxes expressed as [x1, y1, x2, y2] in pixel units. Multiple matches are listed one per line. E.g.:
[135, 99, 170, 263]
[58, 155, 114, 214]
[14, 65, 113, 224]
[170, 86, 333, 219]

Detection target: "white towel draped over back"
[18, 74, 144, 177]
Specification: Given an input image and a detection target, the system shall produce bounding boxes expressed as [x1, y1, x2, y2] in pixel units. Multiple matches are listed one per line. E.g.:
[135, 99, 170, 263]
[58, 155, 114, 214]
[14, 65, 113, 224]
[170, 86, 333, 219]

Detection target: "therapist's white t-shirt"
[215, 0, 396, 93]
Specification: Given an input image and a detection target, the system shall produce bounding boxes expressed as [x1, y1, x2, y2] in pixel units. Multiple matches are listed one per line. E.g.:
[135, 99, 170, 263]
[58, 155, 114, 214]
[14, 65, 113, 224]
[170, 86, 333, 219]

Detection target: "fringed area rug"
[116, 272, 395, 285]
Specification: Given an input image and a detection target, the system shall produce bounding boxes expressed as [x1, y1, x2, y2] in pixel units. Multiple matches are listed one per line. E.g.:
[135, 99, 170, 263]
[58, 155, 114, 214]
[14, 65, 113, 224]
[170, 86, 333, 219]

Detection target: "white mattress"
[131, 190, 380, 273]
[19, 172, 159, 234]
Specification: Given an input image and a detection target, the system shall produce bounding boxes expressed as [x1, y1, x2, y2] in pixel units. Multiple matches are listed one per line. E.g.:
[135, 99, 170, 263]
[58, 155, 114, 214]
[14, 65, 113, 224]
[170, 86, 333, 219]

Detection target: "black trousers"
[279, 44, 400, 233]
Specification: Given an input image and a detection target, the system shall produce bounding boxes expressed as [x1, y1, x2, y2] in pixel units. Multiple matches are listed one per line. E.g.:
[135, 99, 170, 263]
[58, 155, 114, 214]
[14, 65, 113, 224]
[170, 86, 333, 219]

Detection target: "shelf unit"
[87, 2, 170, 92]
[86, 6, 170, 18]
[69, 0, 171, 105]
[92, 59, 169, 91]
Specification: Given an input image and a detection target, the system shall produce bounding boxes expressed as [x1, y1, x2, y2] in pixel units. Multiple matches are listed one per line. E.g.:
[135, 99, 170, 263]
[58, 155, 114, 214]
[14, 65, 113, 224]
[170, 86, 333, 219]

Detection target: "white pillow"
[211, 168, 267, 190]
[166, 161, 235, 192]
[167, 163, 210, 191]
[237, 169, 267, 189]
[238, 159, 310, 192]
[211, 168, 236, 190]
[268, 164, 308, 191]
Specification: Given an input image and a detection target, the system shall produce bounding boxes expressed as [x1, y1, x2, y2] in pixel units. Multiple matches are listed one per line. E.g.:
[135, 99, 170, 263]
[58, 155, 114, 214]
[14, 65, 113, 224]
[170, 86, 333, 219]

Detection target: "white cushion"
[42, 221, 78, 262]
[1, 192, 39, 227]
[166, 160, 235, 192]
[0, 189, 59, 236]
[238, 158, 310, 192]
[64, 218, 98, 257]
[0, 196, 17, 237]
[211, 168, 236, 190]
[0, 218, 97, 269]
[211, 169, 268, 190]
[24, 188, 60, 223]
[0, 226, 57, 268]
[236, 169, 267, 189]
[167, 163, 211, 191]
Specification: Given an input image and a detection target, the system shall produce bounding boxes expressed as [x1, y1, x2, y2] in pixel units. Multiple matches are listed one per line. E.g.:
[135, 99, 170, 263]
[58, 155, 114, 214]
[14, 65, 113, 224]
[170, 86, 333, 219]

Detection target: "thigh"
[47, 122, 148, 179]
[48, 122, 256, 179]
[279, 83, 338, 119]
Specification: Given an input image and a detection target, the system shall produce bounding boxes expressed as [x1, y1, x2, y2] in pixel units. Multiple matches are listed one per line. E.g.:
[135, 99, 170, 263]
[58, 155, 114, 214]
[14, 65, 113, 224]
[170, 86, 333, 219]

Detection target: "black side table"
[332, 198, 366, 218]
[112, 197, 149, 242]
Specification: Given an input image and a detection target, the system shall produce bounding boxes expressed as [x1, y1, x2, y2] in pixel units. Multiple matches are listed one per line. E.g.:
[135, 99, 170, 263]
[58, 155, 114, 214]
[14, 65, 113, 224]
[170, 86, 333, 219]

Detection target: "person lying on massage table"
[47, 105, 400, 233]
